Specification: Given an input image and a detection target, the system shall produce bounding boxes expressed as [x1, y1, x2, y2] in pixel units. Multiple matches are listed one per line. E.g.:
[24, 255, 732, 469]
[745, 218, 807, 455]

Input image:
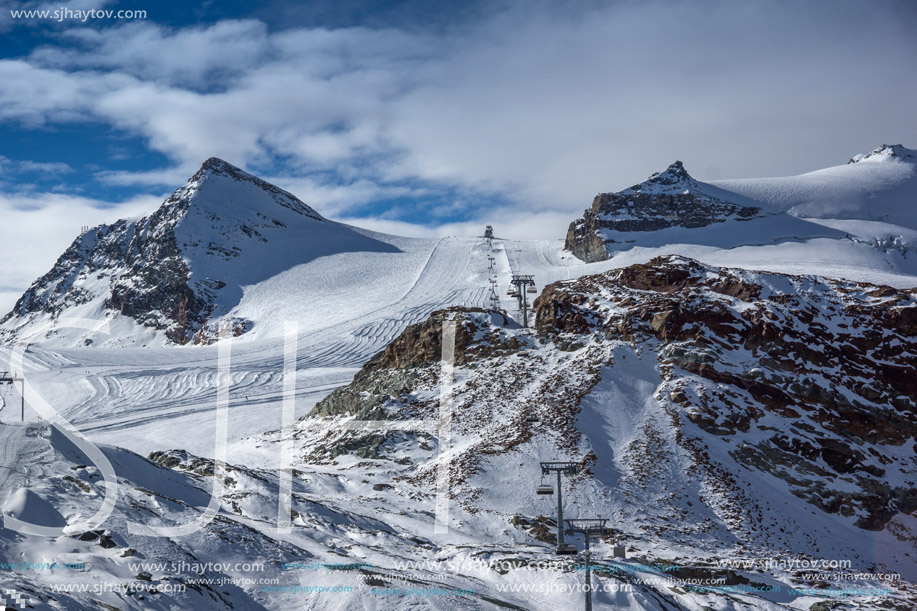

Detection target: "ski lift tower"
[484, 225, 494, 240]
[510, 274, 535, 327]
[566, 518, 608, 611]
[538, 461, 579, 554]
[0, 371, 24, 422]
[488, 278, 501, 311]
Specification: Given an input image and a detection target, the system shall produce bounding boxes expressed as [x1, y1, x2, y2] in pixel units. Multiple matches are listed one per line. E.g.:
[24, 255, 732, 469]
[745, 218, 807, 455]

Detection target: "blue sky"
[0, 0, 916, 311]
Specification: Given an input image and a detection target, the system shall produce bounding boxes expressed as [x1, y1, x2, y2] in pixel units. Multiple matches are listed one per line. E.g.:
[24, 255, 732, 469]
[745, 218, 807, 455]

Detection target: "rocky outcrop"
[535, 255, 917, 530]
[565, 161, 764, 262]
[308, 308, 521, 423]
[293, 255, 916, 587]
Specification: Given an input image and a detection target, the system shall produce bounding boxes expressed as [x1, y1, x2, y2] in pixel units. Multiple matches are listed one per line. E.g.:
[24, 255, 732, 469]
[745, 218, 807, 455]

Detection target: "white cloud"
[0, 156, 74, 175]
[0, 191, 160, 314]
[3, 1, 912, 210]
[34, 20, 272, 87]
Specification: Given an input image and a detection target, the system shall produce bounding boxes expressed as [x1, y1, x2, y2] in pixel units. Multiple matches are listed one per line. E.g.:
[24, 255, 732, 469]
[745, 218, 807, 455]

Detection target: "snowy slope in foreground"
[4, 256, 914, 610]
[286, 256, 917, 609]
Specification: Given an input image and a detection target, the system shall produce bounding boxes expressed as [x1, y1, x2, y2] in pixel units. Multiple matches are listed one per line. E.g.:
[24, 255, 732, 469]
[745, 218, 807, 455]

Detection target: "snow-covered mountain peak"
[199, 156, 239, 173]
[167, 157, 324, 223]
[712, 144, 917, 228]
[563, 159, 836, 262]
[848, 143, 916, 164]
[624, 160, 698, 195]
[645, 159, 692, 185]
[0, 159, 399, 346]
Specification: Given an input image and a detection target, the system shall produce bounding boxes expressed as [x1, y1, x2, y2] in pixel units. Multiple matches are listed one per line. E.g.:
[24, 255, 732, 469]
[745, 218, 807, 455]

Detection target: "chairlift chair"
[527, 286, 537, 294]
[555, 544, 578, 555]
[536, 484, 554, 495]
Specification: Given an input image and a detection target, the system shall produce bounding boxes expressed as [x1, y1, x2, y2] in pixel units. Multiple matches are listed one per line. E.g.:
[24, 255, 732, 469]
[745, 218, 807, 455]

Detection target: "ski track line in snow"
[55, 238, 485, 431]
[16, 238, 575, 437]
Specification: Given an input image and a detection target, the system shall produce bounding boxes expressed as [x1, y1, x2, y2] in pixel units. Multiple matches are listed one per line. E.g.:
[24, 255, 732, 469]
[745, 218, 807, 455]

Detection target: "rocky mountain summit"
[565, 162, 766, 262]
[297, 256, 917, 599]
[848, 144, 916, 164]
[0, 158, 396, 345]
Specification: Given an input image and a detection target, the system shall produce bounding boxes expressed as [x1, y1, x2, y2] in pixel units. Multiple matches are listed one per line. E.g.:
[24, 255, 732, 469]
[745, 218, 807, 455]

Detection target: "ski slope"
[0, 236, 572, 458]
[0, 223, 915, 460]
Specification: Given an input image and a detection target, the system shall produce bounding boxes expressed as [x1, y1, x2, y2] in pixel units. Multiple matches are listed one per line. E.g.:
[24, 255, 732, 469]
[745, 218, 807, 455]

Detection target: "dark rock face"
[535, 255, 917, 530]
[300, 307, 558, 465]
[309, 308, 521, 422]
[565, 161, 763, 262]
[1, 176, 213, 343]
[103, 204, 211, 343]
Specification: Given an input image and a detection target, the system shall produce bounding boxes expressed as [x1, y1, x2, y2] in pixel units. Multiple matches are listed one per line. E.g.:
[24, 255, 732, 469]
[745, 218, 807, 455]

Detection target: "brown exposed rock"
[530, 255, 917, 530]
[533, 284, 591, 334]
[617, 258, 701, 293]
[564, 162, 764, 262]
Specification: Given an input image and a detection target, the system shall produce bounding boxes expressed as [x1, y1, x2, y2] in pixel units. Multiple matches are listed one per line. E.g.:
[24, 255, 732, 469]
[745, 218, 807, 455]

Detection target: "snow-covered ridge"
[173, 156, 324, 221]
[0, 158, 400, 346]
[621, 160, 697, 195]
[617, 160, 761, 206]
[848, 143, 916, 164]
[713, 143, 917, 228]
[616, 160, 754, 207]
[564, 160, 839, 262]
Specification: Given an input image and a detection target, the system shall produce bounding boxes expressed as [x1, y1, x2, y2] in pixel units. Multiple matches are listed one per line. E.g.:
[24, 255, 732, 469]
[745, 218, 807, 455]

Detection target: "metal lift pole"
[0, 372, 24, 422]
[565, 519, 607, 611]
[539, 462, 579, 554]
[585, 533, 592, 611]
[510, 275, 535, 328]
[556, 469, 565, 549]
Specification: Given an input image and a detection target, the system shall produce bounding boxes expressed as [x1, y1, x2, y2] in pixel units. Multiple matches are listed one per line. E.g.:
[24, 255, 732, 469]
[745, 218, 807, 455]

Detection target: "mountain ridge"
[563, 161, 839, 263]
[0, 158, 397, 346]
[712, 143, 917, 227]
